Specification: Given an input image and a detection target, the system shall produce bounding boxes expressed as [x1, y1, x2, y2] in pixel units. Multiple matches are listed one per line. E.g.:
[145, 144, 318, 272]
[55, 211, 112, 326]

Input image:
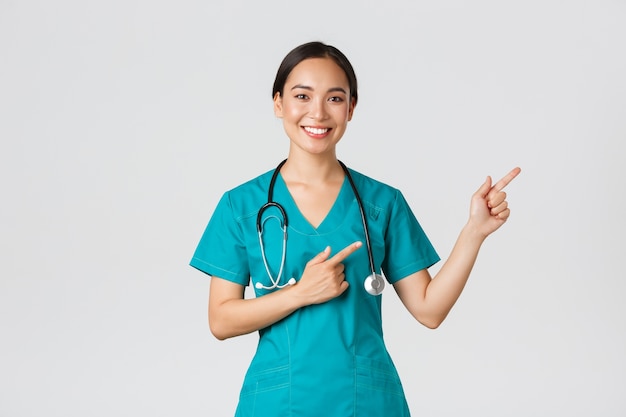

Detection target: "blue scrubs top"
[191, 167, 440, 417]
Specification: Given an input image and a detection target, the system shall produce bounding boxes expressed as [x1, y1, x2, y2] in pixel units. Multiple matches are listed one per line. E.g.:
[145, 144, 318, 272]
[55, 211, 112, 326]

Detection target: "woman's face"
[274, 57, 355, 157]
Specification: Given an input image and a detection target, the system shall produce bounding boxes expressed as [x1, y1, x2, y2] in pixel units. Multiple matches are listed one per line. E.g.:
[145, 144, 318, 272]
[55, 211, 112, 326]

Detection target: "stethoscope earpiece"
[255, 277, 295, 290]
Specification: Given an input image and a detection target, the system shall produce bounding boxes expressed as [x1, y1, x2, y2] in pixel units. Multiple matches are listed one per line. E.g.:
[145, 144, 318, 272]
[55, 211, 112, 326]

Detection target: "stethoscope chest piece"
[364, 273, 385, 296]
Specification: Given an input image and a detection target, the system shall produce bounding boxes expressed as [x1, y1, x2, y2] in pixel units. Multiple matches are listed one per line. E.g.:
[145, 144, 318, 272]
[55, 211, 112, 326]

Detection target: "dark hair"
[272, 41, 358, 104]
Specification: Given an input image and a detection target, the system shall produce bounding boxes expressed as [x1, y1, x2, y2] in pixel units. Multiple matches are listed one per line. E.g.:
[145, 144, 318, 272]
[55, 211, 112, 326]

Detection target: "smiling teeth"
[304, 127, 329, 135]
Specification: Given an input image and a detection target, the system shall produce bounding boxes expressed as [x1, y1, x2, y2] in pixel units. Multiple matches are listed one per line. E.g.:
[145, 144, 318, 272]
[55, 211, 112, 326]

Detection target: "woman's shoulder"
[227, 168, 274, 196]
[346, 167, 401, 201]
[345, 166, 410, 218]
[215, 168, 275, 217]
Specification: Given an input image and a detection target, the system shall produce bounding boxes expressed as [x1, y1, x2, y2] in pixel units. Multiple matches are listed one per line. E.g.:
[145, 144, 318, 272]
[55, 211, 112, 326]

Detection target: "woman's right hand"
[293, 242, 362, 305]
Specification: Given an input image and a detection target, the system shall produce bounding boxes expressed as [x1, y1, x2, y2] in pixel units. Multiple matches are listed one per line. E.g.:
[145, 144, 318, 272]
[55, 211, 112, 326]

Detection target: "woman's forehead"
[285, 58, 350, 89]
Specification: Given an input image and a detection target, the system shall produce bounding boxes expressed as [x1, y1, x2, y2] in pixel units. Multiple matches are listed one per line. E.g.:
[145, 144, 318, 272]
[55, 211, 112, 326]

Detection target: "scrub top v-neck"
[190, 166, 440, 417]
[273, 172, 351, 234]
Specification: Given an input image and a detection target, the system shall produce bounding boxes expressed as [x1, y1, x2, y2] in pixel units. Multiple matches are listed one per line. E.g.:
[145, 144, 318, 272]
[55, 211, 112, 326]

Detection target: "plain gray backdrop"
[1, 0, 625, 416]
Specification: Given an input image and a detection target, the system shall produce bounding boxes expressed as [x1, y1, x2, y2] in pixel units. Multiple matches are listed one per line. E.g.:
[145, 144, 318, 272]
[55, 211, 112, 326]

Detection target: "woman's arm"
[394, 167, 521, 329]
[208, 277, 303, 340]
[208, 241, 363, 340]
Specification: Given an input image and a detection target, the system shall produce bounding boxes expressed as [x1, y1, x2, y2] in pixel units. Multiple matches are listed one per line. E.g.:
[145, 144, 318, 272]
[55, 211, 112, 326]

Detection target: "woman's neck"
[281, 152, 344, 185]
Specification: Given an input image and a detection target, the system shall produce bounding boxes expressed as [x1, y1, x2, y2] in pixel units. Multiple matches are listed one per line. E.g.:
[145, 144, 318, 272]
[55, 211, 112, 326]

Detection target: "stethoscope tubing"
[255, 159, 382, 294]
[338, 160, 377, 276]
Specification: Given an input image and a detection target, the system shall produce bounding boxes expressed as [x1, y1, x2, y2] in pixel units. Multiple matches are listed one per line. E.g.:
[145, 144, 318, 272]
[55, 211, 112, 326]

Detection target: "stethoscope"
[255, 159, 385, 296]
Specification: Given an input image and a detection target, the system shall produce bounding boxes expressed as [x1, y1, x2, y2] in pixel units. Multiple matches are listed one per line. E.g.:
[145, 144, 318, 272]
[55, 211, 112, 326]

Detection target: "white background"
[1, 0, 625, 416]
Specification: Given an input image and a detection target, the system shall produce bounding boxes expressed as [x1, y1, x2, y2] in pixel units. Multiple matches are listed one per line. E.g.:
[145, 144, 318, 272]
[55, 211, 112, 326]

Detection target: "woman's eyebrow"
[290, 84, 313, 91]
[290, 84, 347, 94]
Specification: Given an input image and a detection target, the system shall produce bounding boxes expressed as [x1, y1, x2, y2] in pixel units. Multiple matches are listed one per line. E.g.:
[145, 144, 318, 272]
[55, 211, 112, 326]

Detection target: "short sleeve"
[382, 190, 440, 283]
[189, 192, 250, 286]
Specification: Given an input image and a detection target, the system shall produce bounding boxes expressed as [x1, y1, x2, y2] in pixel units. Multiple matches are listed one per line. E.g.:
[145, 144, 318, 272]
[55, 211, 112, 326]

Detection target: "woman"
[190, 41, 520, 416]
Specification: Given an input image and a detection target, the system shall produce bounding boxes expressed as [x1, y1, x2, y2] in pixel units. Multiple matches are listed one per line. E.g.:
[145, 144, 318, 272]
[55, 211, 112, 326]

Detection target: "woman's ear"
[273, 92, 283, 118]
[347, 97, 356, 121]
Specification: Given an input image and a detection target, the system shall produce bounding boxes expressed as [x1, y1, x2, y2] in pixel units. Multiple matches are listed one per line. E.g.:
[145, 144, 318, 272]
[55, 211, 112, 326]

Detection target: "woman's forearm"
[423, 222, 486, 324]
[209, 283, 306, 340]
[414, 168, 520, 327]
[210, 243, 360, 340]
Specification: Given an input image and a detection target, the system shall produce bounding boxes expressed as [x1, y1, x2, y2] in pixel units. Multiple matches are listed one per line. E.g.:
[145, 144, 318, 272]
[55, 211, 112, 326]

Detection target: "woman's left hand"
[468, 167, 521, 238]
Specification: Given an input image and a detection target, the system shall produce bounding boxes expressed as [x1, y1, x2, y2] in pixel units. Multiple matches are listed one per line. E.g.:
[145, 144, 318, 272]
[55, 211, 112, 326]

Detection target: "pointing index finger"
[491, 167, 521, 193]
[329, 241, 363, 265]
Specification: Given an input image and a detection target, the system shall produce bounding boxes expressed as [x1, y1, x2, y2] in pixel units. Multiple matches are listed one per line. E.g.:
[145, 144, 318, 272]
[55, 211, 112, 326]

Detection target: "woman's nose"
[308, 98, 328, 120]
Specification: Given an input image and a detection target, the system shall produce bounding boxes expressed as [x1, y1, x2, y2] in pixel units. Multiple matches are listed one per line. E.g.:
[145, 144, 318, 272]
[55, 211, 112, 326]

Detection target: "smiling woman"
[189, 41, 520, 416]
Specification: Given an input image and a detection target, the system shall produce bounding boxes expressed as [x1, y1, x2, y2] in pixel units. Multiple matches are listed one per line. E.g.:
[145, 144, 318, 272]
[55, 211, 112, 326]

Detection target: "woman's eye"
[329, 96, 344, 102]
[295, 94, 308, 100]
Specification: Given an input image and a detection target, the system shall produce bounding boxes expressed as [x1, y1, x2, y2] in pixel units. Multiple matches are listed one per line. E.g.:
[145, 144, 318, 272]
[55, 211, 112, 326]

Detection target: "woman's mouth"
[303, 126, 331, 138]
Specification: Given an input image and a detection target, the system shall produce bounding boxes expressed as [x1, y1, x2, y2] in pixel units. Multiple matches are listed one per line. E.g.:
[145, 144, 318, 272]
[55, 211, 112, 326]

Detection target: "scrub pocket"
[355, 355, 410, 416]
[236, 361, 290, 417]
